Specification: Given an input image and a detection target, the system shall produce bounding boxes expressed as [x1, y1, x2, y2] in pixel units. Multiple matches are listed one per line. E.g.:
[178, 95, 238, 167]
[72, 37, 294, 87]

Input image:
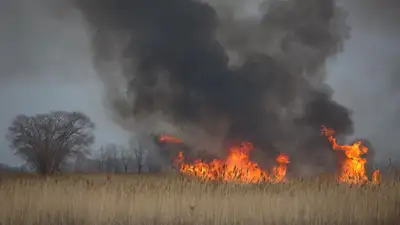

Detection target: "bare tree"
[99, 143, 122, 172]
[98, 145, 107, 171]
[6, 111, 95, 175]
[120, 146, 133, 172]
[129, 138, 147, 173]
[73, 153, 99, 172]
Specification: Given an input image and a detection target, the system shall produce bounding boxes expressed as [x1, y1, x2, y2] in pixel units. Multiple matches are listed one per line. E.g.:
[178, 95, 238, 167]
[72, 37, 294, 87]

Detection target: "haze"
[0, 0, 399, 165]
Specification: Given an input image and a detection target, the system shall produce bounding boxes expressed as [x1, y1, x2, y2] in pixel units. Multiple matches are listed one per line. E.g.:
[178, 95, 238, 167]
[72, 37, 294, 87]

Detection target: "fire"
[372, 170, 380, 184]
[321, 125, 380, 184]
[159, 129, 381, 185]
[160, 137, 289, 183]
[273, 153, 290, 182]
[159, 134, 182, 144]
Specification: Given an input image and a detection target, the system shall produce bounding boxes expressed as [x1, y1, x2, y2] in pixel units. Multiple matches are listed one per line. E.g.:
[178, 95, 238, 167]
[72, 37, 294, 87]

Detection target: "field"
[0, 173, 399, 225]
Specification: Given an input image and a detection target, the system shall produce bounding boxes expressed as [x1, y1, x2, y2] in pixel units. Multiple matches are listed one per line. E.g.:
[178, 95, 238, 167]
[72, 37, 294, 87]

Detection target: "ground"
[0, 172, 399, 225]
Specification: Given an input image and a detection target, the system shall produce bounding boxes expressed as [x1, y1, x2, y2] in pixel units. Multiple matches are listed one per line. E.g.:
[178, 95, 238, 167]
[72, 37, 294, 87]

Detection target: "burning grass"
[0, 173, 399, 225]
[321, 126, 380, 184]
[160, 125, 381, 185]
[174, 142, 289, 183]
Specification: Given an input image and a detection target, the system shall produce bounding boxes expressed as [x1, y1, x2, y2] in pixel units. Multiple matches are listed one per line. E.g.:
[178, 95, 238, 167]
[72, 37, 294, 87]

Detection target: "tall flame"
[321, 125, 379, 184]
[160, 137, 289, 183]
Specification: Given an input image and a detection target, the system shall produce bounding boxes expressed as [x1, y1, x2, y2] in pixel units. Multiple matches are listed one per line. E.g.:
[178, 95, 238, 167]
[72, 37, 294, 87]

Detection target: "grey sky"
[327, 0, 400, 162]
[0, 0, 130, 165]
[0, 0, 399, 165]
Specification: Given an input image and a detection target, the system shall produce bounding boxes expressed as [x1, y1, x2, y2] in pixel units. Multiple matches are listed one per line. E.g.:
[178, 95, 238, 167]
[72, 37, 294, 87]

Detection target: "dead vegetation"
[0, 173, 399, 225]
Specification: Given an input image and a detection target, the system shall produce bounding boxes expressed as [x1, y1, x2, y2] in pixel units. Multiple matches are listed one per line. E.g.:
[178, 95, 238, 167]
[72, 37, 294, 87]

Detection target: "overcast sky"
[327, 0, 400, 162]
[0, 0, 399, 165]
[0, 0, 131, 165]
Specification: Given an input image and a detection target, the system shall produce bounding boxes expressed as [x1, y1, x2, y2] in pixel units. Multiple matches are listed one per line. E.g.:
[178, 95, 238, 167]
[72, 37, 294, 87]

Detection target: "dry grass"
[0, 172, 399, 225]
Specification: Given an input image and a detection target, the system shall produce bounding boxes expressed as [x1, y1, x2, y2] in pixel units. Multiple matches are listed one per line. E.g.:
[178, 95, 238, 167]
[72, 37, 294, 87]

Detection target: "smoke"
[75, 0, 354, 172]
[327, 0, 400, 163]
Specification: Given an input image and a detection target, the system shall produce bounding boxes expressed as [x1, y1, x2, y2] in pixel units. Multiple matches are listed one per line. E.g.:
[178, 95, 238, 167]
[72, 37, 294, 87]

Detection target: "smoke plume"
[75, 0, 354, 173]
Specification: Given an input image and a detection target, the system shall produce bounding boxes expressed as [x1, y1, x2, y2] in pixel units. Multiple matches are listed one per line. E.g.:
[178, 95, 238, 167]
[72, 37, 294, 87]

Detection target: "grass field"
[0, 172, 399, 225]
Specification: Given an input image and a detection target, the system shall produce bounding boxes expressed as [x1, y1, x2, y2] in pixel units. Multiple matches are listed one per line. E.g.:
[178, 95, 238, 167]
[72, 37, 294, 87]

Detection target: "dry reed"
[0, 172, 399, 225]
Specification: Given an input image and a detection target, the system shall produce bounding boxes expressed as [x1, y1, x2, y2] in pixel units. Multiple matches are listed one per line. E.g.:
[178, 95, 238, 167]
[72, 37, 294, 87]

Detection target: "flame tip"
[321, 126, 378, 184]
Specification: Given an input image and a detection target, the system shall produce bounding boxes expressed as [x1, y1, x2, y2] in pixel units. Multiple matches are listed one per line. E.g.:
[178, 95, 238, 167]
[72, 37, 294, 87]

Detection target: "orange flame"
[321, 125, 379, 184]
[160, 136, 289, 183]
[159, 134, 182, 144]
[372, 170, 380, 184]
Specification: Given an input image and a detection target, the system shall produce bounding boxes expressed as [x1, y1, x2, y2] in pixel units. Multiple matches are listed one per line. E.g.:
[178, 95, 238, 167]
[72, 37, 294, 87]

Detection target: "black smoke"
[75, 0, 354, 171]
